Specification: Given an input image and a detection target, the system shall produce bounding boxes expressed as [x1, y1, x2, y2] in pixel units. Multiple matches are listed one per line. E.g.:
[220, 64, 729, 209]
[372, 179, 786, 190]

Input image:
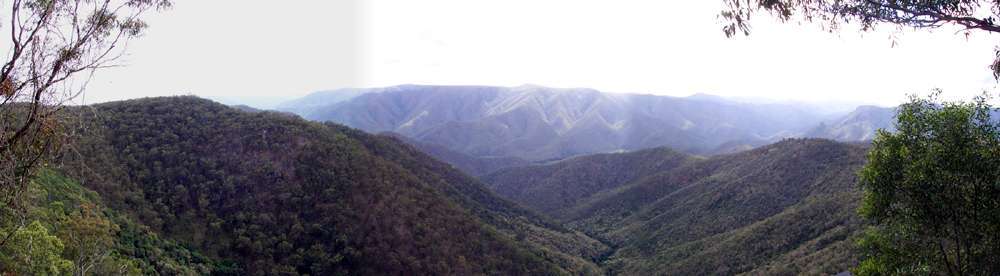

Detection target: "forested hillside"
[483, 139, 869, 275]
[55, 96, 606, 275]
[483, 147, 694, 216]
[0, 169, 218, 275]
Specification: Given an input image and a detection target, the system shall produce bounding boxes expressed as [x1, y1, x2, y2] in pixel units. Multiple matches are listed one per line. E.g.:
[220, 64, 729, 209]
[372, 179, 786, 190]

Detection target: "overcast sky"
[65, 0, 1000, 106]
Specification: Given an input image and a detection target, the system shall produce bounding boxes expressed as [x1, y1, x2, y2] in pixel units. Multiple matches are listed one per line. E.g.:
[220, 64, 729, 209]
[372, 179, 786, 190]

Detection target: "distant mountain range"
[277, 85, 895, 175]
[807, 105, 897, 141]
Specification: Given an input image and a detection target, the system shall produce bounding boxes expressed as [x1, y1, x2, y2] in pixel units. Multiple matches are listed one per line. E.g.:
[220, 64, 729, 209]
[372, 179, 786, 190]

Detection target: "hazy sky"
[62, 0, 1000, 106]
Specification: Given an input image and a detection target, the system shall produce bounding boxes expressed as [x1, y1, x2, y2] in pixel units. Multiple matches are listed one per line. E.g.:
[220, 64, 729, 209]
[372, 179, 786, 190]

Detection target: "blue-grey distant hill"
[808, 105, 1000, 141]
[275, 88, 369, 115]
[807, 105, 897, 141]
[281, 85, 843, 157]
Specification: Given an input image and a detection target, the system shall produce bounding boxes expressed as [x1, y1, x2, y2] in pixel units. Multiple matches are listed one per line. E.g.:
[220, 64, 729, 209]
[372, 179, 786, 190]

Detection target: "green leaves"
[856, 93, 1000, 275]
[0, 221, 74, 276]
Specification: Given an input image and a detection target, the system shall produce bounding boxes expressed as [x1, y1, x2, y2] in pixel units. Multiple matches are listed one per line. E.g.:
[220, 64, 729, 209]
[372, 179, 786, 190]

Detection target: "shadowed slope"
[482, 147, 694, 216]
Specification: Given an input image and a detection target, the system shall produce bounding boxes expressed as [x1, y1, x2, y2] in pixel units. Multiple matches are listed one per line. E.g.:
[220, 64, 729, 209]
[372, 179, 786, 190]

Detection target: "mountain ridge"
[279, 85, 838, 163]
[807, 105, 897, 141]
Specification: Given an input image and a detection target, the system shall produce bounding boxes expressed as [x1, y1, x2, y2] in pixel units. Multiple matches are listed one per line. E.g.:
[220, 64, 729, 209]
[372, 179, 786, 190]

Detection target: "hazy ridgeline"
[278, 85, 893, 175]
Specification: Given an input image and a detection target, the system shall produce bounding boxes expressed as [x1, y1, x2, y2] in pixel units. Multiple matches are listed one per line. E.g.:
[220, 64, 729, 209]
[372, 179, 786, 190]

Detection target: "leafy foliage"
[0, 220, 73, 275]
[0, 169, 216, 275]
[856, 93, 1000, 275]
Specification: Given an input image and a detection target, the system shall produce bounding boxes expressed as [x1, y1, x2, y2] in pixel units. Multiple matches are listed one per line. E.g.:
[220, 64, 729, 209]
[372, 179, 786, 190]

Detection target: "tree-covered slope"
[483, 138, 868, 275]
[481, 147, 694, 216]
[58, 96, 606, 275]
[332, 125, 608, 268]
[2, 169, 220, 275]
[602, 140, 866, 275]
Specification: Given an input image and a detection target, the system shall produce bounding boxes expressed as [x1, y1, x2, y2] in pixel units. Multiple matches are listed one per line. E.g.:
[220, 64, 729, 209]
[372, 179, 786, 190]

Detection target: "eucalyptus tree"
[721, 0, 1000, 78]
[857, 93, 1000, 275]
[0, 0, 170, 245]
